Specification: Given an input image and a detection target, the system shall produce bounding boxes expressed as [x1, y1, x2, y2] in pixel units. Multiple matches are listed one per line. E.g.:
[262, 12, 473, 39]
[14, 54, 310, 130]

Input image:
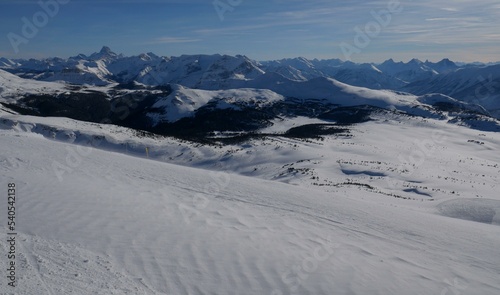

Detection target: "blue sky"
[1, 0, 499, 62]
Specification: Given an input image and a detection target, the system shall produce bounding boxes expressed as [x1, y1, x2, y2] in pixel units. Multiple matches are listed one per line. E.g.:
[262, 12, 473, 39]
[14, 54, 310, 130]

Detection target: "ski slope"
[1, 125, 500, 294]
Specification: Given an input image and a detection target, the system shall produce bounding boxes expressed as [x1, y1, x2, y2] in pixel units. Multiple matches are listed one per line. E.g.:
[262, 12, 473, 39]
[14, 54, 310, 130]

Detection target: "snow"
[258, 116, 329, 134]
[136, 54, 265, 88]
[1, 109, 500, 294]
[1, 48, 500, 294]
[148, 85, 285, 124]
[0, 69, 67, 103]
[438, 199, 500, 225]
[403, 64, 500, 118]
[377, 58, 438, 83]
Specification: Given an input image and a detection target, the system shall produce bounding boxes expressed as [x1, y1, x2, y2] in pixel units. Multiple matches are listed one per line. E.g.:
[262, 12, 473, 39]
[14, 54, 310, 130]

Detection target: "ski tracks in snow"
[0, 234, 156, 294]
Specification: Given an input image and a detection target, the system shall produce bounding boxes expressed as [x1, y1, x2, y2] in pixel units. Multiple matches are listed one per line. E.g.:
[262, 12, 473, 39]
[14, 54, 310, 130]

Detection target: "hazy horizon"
[1, 0, 499, 63]
[2, 45, 500, 65]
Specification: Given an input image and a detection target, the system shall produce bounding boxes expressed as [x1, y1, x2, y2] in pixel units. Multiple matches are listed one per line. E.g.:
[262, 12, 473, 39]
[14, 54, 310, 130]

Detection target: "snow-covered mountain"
[260, 58, 407, 89]
[323, 63, 407, 89]
[0, 72, 500, 148]
[106, 52, 162, 83]
[4, 53, 113, 86]
[2, 66, 498, 140]
[1, 47, 499, 131]
[135, 54, 265, 88]
[2, 47, 498, 99]
[259, 57, 477, 90]
[147, 85, 285, 125]
[87, 45, 122, 61]
[0, 69, 68, 102]
[404, 64, 500, 118]
[424, 58, 459, 74]
[260, 57, 324, 81]
[377, 58, 438, 83]
[0, 48, 477, 89]
[1, 47, 265, 88]
[0, 57, 17, 68]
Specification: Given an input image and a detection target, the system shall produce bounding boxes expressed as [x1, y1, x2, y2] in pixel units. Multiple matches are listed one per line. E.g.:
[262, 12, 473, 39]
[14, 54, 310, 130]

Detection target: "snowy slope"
[1, 115, 500, 294]
[2, 109, 498, 203]
[147, 85, 285, 124]
[232, 75, 484, 118]
[260, 57, 325, 81]
[404, 64, 500, 118]
[0, 69, 67, 103]
[106, 52, 162, 83]
[119, 76, 492, 131]
[2, 66, 497, 139]
[325, 63, 407, 90]
[244, 75, 409, 104]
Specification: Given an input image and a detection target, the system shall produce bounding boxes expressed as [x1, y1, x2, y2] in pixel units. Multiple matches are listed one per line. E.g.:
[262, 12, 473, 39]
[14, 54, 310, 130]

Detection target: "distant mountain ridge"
[1, 46, 495, 89]
[1, 47, 499, 136]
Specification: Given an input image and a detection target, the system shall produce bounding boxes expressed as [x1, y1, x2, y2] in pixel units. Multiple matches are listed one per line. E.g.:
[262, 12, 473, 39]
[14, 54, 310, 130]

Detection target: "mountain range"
[2, 46, 497, 87]
[1, 46, 499, 141]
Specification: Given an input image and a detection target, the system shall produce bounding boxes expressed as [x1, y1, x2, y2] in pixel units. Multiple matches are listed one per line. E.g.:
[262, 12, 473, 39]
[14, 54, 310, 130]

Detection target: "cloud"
[440, 7, 459, 12]
[150, 37, 201, 44]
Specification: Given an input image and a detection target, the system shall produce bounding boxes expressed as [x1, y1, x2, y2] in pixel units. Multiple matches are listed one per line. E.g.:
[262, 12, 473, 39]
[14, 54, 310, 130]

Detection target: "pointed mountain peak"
[437, 58, 455, 65]
[137, 52, 160, 61]
[100, 46, 112, 54]
[408, 58, 423, 64]
[380, 58, 399, 65]
[74, 53, 88, 59]
[89, 46, 118, 61]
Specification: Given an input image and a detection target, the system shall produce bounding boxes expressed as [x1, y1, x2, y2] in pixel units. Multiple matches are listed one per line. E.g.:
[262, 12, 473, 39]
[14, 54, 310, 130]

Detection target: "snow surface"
[148, 85, 284, 124]
[1, 110, 500, 294]
[0, 69, 67, 103]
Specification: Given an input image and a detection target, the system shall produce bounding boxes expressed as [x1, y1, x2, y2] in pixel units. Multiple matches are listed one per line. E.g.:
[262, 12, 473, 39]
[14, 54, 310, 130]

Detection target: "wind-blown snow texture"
[1, 109, 500, 294]
[1, 48, 500, 295]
